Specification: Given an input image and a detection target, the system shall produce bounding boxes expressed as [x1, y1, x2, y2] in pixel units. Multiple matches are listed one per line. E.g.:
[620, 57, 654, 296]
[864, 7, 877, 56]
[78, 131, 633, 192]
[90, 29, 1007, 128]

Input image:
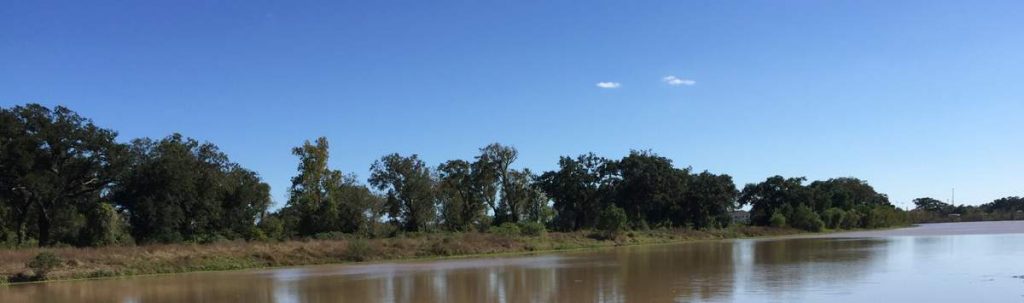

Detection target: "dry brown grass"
[0, 226, 802, 283]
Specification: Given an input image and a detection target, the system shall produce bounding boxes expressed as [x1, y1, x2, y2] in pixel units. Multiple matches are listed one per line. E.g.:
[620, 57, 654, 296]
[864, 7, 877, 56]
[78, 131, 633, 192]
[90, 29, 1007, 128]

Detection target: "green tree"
[0, 199, 10, 245]
[0, 109, 17, 243]
[809, 178, 891, 212]
[369, 153, 436, 232]
[1, 107, 37, 244]
[281, 137, 377, 237]
[436, 159, 486, 231]
[506, 169, 550, 224]
[683, 171, 738, 228]
[498, 168, 547, 224]
[769, 211, 787, 227]
[285, 137, 334, 235]
[337, 175, 383, 234]
[0, 104, 126, 246]
[536, 153, 611, 231]
[79, 202, 132, 246]
[738, 176, 812, 226]
[864, 205, 907, 228]
[256, 214, 285, 241]
[981, 196, 1023, 213]
[841, 209, 863, 229]
[113, 134, 270, 243]
[789, 204, 825, 231]
[821, 208, 847, 229]
[912, 197, 953, 214]
[220, 167, 273, 238]
[605, 151, 690, 228]
[596, 205, 628, 237]
[474, 143, 520, 224]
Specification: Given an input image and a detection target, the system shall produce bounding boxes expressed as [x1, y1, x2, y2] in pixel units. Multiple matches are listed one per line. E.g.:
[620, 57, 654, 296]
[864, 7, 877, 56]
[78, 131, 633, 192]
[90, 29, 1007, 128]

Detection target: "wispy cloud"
[596, 82, 621, 89]
[662, 75, 695, 86]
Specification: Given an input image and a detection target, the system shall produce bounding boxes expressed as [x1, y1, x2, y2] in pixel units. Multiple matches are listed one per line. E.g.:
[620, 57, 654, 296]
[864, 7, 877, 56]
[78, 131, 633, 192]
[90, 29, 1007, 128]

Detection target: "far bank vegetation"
[5, 103, 996, 282]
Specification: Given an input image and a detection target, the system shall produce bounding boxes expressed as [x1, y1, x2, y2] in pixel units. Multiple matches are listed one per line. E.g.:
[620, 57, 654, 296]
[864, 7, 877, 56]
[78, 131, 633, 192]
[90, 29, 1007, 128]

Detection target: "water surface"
[2, 221, 1022, 302]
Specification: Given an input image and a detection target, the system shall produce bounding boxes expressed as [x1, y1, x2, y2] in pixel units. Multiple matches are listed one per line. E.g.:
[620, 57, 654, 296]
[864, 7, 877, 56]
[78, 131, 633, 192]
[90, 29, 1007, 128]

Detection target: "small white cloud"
[662, 75, 695, 86]
[596, 82, 621, 89]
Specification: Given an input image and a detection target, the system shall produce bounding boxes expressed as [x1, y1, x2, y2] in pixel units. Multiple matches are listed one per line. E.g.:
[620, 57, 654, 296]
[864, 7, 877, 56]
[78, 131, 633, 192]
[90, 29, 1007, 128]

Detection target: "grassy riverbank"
[0, 226, 803, 284]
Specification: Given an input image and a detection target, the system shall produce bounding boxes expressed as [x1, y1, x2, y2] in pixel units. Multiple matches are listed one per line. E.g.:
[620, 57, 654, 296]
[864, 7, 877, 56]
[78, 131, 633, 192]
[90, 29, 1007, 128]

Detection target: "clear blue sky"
[3, 1, 1022, 209]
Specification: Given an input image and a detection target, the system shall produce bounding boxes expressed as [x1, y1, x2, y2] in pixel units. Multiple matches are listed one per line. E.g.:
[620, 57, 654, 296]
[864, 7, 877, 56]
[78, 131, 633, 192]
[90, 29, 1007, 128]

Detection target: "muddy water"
[2, 221, 1023, 302]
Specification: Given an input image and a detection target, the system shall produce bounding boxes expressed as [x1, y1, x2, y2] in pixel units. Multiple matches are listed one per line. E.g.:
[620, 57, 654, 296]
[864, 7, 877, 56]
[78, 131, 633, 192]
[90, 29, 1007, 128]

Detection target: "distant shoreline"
[2, 226, 810, 285]
[811, 220, 1024, 238]
[11, 220, 1017, 285]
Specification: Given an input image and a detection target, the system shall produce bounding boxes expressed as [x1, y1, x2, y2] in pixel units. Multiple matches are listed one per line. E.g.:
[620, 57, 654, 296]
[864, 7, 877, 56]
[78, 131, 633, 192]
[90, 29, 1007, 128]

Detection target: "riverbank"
[0, 226, 805, 284]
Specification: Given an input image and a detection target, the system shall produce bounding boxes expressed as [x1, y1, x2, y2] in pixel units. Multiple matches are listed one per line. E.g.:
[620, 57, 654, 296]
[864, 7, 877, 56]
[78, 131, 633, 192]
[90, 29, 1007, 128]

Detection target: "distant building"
[731, 211, 750, 224]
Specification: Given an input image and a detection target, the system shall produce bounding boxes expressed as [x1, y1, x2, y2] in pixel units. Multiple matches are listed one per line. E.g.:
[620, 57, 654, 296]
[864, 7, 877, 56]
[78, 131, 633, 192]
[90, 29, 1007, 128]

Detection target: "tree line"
[910, 196, 1024, 222]
[1, 104, 916, 247]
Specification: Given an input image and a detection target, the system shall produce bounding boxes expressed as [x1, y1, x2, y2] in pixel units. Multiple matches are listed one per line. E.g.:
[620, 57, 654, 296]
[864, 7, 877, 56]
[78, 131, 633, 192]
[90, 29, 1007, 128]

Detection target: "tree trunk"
[510, 202, 520, 223]
[14, 193, 31, 245]
[15, 217, 26, 245]
[37, 209, 52, 246]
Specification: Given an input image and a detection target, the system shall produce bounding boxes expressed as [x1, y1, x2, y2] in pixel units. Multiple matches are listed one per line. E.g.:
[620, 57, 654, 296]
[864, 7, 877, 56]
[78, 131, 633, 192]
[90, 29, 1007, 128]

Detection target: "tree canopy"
[740, 176, 905, 230]
[2, 103, 982, 247]
[0, 104, 126, 246]
[535, 153, 611, 231]
[277, 137, 381, 238]
[112, 134, 271, 244]
[910, 196, 1024, 222]
[1, 104, 273, 246]
[369, 153, 436, 232]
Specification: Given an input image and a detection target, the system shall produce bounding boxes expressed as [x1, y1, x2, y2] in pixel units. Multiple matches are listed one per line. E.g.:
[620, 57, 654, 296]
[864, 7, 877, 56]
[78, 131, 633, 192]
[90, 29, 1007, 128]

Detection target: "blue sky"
[2, 1, 1022, 209]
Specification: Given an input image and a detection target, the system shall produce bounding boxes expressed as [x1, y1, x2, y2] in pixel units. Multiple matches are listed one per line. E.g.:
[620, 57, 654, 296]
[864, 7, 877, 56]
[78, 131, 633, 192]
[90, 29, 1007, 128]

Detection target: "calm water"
[2, 221, 1023, 302]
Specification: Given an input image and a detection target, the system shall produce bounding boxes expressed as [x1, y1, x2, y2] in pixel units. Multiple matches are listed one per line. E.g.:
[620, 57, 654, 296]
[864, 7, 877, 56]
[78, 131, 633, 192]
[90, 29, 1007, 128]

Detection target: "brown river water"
[2, 221, 1023, 302]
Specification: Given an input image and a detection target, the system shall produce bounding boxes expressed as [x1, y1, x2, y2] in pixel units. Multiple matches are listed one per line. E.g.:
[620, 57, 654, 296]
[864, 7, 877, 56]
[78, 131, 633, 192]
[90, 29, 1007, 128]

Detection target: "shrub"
[428, 236, 467, 256]
[345, 239, 375, 262]
[80, 202, 133, 246]
[841, 210, 864, 229]
[489, 223, 521, 237]
[257, 215, 285, 241]
[312, 231, 351, 241]
[87, 269, 118, 279]
[822, 208, 847, 229]
[28, 252, 62, 280]
[366, 221, 400, 238]
[769, 211, 787, 228]
[517, 222, 546, 237]
[596, 205, 628, 237]
[866, 205, 908, 228]
[789, 205, 824, 232]
[0, 231, 19, 249]
[197, 233, 230, 244]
